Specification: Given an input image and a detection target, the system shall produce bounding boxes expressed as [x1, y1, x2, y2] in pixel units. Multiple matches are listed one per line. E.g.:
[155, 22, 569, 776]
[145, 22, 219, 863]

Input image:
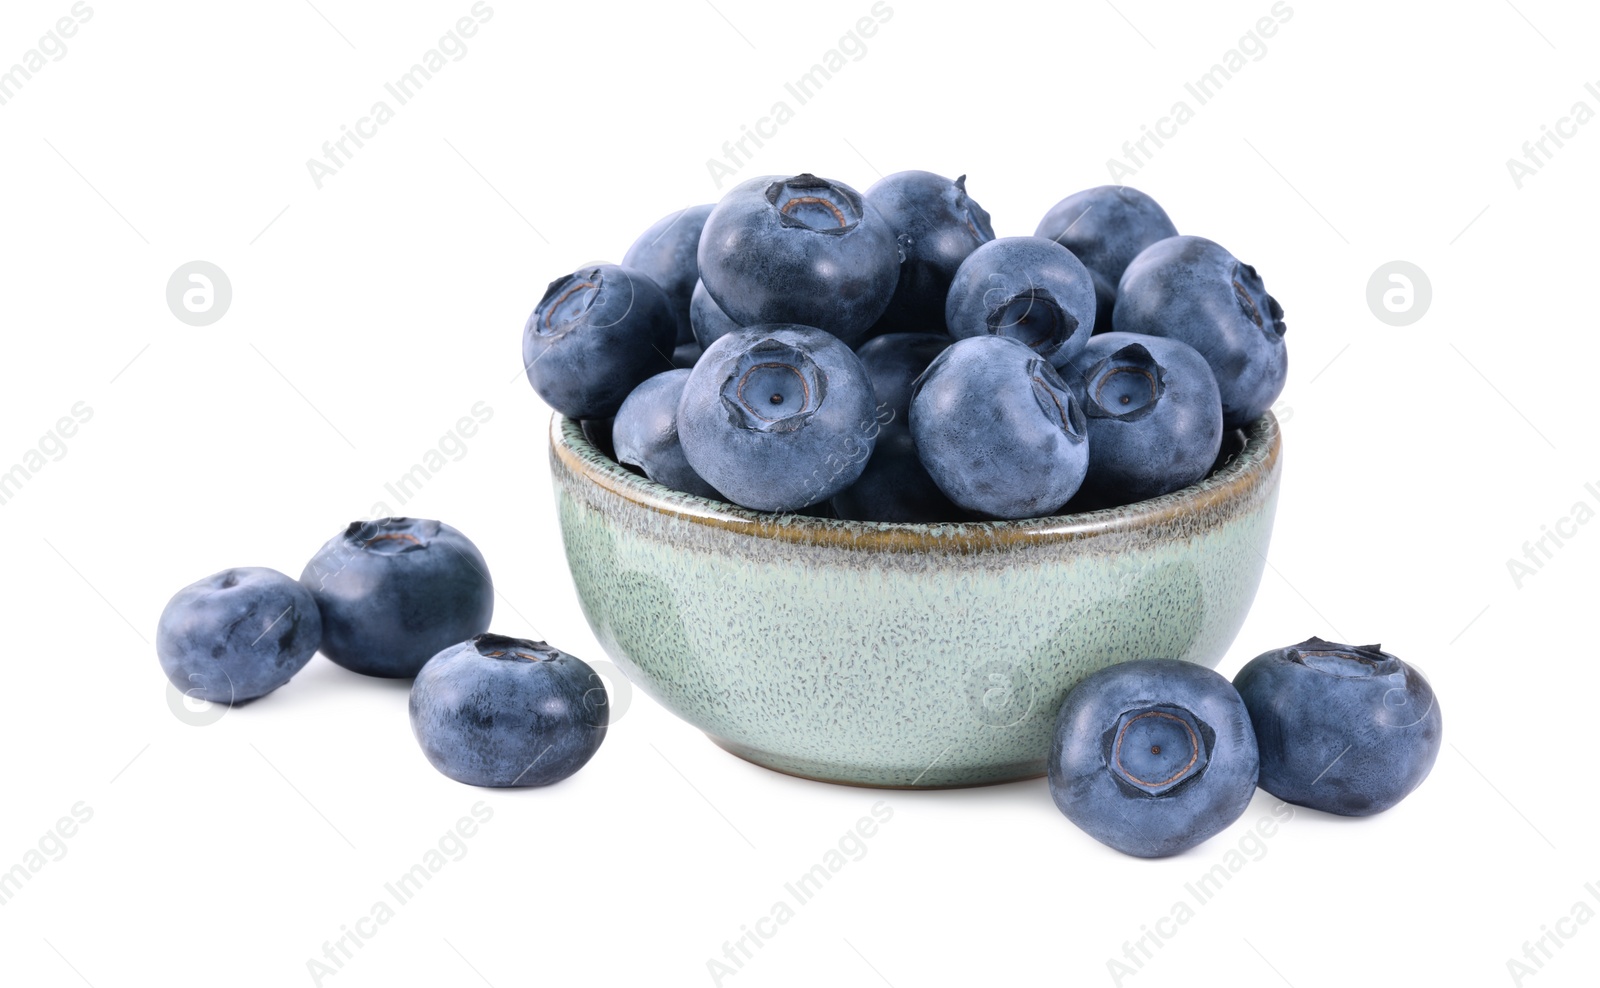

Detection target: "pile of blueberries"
[522, 172, 1289, 519]
[156, 518, 609, 788]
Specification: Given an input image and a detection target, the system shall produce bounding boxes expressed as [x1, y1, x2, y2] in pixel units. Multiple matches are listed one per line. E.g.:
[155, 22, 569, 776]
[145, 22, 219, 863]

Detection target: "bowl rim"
[549, 411, 1280, 552]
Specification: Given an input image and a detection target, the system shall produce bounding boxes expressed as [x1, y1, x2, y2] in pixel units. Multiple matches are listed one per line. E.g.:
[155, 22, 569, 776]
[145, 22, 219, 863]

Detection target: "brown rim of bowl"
[549, 411, 1280, 554]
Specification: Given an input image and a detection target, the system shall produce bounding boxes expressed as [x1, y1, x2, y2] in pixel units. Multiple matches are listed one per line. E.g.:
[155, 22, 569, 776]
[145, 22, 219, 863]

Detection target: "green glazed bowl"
[550, 412, 1281, 788]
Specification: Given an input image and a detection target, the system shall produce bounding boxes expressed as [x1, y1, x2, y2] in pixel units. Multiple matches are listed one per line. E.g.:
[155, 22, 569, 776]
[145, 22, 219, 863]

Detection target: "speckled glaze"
[550, 412, 1281, 788]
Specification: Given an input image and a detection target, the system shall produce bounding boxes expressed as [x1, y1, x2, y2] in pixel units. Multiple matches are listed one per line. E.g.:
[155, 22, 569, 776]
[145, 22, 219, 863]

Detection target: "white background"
[2, 1, 1595, 985]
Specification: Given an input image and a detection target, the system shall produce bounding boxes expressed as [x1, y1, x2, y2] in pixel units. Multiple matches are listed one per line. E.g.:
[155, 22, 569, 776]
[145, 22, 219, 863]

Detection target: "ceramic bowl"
[549, 412, 1281, 788]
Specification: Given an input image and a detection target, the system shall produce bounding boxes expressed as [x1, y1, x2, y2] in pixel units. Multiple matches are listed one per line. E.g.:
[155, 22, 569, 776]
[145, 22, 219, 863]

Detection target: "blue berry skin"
[833, 332, 959, 520]
[1049, 659, 1260, 858]
[580, 417, 616, 461]
[672, 341, 702, 369]
[1072, 332, 1223, 504]
[863, 170, 994, 336]
[689, 278, 744, 351]
[909, 335, 1089, 519]
[677, 325, 878, 512]
[1035, 186, 1177, 334]
[622, 204, 715, 346]
[697, 174, 900, 347]
[612, 369, 721, 499]
[1113, 236, 1287, 429]
[300, 518, 494, 679]
[157, 567, 321, 703]
[853, 332, 952, 429]
[830, 423, 964, 523]
[945, 237, 1097, 369]
[1233, 638, 1441, 817]
[410, 634, 607, 788]
[522, 263, 676, 420]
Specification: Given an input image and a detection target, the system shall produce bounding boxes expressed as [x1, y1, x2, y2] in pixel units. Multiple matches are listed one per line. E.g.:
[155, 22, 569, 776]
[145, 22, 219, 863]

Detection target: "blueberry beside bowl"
[410, 633, 608, 788]
[1234, 638, 1441, 816]
[301, 517, 495, 679]
[1048, 658, 1260, 857]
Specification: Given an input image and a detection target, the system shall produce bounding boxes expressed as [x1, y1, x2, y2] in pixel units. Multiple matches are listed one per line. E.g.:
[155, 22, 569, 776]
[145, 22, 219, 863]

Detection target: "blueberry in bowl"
[863, 170, 994, 336]
[689, 278, 744, 351]
[910, 335, 1090, 519]
[829, 424, 965, 524]
[1070, 333, 1224, 505]
[1113, 235, 1287, 429]
[1035, 185, 1178, 335]
[945, 236, 1097, 369]
[829, 332, 960, 523]
[522, 263, 677, 420]
[852, 332, 952, 428]
[547, 406, 1282, 788]
[622, 203, 715, 346]
[697, 173, 900, 347]
[612, 368, 721, 500]
[676, 324, 879, 512]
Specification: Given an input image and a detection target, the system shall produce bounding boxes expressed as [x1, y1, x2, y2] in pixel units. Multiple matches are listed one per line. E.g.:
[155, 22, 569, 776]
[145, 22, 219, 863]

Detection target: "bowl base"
[706, 734, 1046, 790]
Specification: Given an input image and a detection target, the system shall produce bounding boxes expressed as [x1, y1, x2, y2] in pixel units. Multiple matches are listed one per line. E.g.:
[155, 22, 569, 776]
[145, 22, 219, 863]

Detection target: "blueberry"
[300, 518, 494, 679]
[1233, 638, 1441, 816]
[580, 416, 616, 461]
[1113, 236, 1287, 429]
[410, 634, 607, 787]
[945, 237, 1096, 369]
[863, 170, 994, 336]
[522, 263, 676, 420]
[1035, 186, 1177, 334]
[697, 173, 899, 347]
[689, 278, 743, 351]
[613, 369, 721, 499]
[829, 423, 963, 523]
[1071, 332, 1222, 504]
[853, 332, 952, 428]
[677, 324, 878, 512]
[1070, 331, 1156, 365]
[832, 332, 959, 520]
[1048, 659, 1260, 858]
[671, 340, 703, 369]
[909, 335, 1089, 519]
[622, 204, 715, 346]
[157, 567, 321, 703]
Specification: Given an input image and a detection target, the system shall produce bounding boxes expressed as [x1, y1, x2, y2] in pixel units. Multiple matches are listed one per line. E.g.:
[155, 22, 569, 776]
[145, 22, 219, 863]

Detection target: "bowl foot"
[706, 734, 1045, 790]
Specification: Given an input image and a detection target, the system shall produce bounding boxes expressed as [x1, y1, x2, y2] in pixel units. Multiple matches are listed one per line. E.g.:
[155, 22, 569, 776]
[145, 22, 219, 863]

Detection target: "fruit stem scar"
[1114, 710, 1199, 787]
[1031, 375, 1071, 431]
[1297, 649, 1375, 662]
[1094, 366, 1159, 409]
[780, 195, 848, 228]
[545, 281, 598, 327]
[364, 533, 421, 547]
[738, 362, 810, 421]
[484, 648, 545, 661]
[1232, 279, 1263, 328]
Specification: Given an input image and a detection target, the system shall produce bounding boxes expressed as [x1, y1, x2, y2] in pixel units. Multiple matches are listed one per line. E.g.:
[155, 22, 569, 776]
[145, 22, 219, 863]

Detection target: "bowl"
[549, 412, 1281, 788]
